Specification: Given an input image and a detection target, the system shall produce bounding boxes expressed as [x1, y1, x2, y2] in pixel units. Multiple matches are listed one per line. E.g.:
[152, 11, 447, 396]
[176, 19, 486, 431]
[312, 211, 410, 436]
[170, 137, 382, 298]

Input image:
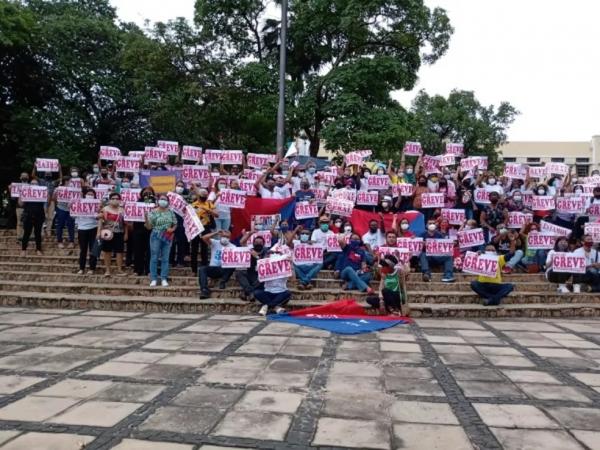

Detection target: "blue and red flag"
[230, 197, 296, 239]
[269, 299, 411, 335]
[349, 209, 425, 237]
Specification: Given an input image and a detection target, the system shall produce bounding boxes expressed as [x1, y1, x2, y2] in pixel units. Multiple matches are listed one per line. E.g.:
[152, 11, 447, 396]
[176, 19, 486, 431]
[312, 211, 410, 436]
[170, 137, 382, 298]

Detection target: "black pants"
[190, 230, 210, 275]
[547, 270, 586, 284]
[78, 228, 97, 271]
[132, 228, 151, 276]
[169, 215, 187, 266]
[22, 212, 44, 251]
[198, 266, 235, 291]
[236, 268, 263, 296]
[366, 288, 404, 311]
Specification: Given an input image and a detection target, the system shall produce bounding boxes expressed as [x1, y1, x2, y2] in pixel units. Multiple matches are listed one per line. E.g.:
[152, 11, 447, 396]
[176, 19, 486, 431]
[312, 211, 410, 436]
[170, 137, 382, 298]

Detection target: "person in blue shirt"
[419, 220, 456, 283]
[338, 233, 374, 293]
[294, 180, 316, 230]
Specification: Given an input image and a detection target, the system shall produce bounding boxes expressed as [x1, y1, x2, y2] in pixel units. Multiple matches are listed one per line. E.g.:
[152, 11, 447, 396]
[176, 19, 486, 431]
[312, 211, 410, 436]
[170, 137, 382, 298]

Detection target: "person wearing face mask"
[359, 168, 371, 191]
[361, 218, 385, 252]
[294, 181, 316, 230]
[506, 192, 526, 213]
[573, 235, 600, 293]
[480, 192, 508, 243]
[191, 188, 217, 274]
[75, 188, 99, 274]
[167, 182, 188, 268]
[52, 176, 76, 250]
[198, 230, 236, 298]
[366, 255, 410, 315]
[483, 172, 504, 195]
[35, 169, 58, 238]
[145, 195, 177, 287]
[256, 161, 286, 199]
[209, 178, 232, 232]
[236, 235, 268, 301]
[531, 184, 553, 221]
[98, 193, 127, 277]
[412, 176, 430, 217]
[132, 188, 155, 276]
[438, 177, 457, 209]
[395, 218, 415, 238]
[377, 196, 395, 215]
[470, 245, 514, 306]
[419, 221, 455, 282]
[13, 172, 30, 242]
[93, 166, 115, 187]
[546, 176, 566, 197]
[337, 233, 374, 294]
[254, 249, 293, 316]
[87, 164, 101, 185]
[492, 225, 524, 274]
[273, 175, 292, 198]
[19, 179, 46, 256]
[545, 237, 579, 293]
[311, 216, 339, 270]
[518, 222, 546, 272]
[293, 229, 323, 289]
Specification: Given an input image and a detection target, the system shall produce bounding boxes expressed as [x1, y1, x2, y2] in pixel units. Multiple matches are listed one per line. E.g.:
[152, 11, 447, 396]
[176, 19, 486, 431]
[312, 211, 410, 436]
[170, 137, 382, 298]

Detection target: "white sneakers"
[573, 284, 581, 294]
[275, 307, 286, 314]
[258, 305, 268, 316]
[557, 284, 570, 294]
[161, 280, 169, 287]
[149, 280, 157, 287]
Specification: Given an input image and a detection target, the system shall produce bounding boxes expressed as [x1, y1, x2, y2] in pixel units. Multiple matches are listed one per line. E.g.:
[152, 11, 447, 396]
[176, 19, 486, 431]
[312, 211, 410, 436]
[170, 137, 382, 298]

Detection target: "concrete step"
[0, 290, 598, 318]
[0, 280, 595, 305]
[0, 270, 562, 292]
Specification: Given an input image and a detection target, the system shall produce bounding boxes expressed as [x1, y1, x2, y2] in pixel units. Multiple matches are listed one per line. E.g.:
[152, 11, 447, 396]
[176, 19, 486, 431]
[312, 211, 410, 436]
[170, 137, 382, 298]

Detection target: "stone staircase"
[2, 229, 599, 318]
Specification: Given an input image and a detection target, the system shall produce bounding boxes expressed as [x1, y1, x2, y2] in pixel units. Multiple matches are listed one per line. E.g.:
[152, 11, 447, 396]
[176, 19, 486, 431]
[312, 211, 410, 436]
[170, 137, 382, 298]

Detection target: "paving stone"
[0, 432, 95, 450]
[570, 372, 600, 386]
[570, 430, 600, 450]
[415, 319, 484, 330]
[501, 369, 562, 384]
[432, 344, 477, 354]
[0, 375, 44, 394]
[113, 351, 169, 363]
[268, 357, 318, 372]
[94, 382, 165, 402]
[278, 344, 323, 357]
[476, 346, 522, 356]
[172, 386, 243, 409]
[213, 410, 292, 441]
[234, 390, 303, 413]
[547, 357, 599, 370]
[0, 430, 20, 446]
[473, 403, 559, 428]
[380, 341, 422, 352]
[382, 352, 424, 364]
[424, 334, 467, 344]
[35, 379, 112, 398]
[250, 369, 311, 389]
[0, 326, 81, 344]
[0, 396, 79, 421]
[393, 423, 473, 450]
[456, 381, 525, 398]
[137, 364, 197, 380]
[312, 417, 390, 449]
[450, 367, 505, 381]
[42, 315, 123, 328]
[485, 355, 536, 367]
[159, 353, 212, 367]
[106, 318, 188, 331]
[140, 406, 223, 434]
[330, 361, 382, 378]
[112, 439, 194, 450]
[327, 374, 385, 393]
[439, 353, 487, 366]
[518, 383, 592, 403]
[530, 347, 582, 358]
[386, 378, 445, 397]
[49, 400, 142, 427]
[546, 407, 600, 431]
[390, 401, 459, 425]
[0, 313, 59, 325]
[490, 428, 584, 450]
[324, 392, 393, 420]
[54, 329, 156, 348]
[487, 321, 562, 332]
[384, 365, 433, 380]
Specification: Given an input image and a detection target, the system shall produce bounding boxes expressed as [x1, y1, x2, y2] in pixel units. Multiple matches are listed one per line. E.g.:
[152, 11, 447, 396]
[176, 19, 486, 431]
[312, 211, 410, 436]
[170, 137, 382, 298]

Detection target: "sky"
[110, 0, 600, 142]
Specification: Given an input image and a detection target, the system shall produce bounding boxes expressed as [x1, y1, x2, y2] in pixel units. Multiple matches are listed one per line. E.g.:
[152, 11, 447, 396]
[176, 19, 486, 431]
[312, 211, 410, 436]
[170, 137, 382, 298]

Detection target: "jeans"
[471, 281, 514, 306]
[253, 289, 291, 307]
[505, 249, 524, 269]
[521, 250, 547, 269]
[236, 268, 262, 296]
[198, 266, 235, 291]
[419, 253, 454, 279]
[149, 231, 173, 281]
[55, 208, 75, 243]
[340, 266, 373, 291]
[78, 228, 97, 271]
[323, 251, 339, 270]
[295, 264, 322, 285]
[214, 217, 231, 232]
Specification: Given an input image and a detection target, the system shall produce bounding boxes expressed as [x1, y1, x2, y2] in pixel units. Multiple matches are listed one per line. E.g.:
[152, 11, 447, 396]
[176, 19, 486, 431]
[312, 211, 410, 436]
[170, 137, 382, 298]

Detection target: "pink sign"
[445, 143, 464, 156]
[403, 141, 422, 156]
[316, 171, 337, 186]
[183, 204, 204, 241]
[166, 191, 188, 217]
[437, 154, 456, 167]
[94, 185, 111, 200]
[366, 175, 390, 190]
[503, 163, 527, 180]
[462, 251, 499, 278]
[124, 202, 155, 222]
[128, 151, 145, 160]
[182, 165, 210, 185]
[248, 230, 272, 248]
[588, 203, 600, 217]
[19, 185, 48, 202]
[376, 246, 411, 264]
[527, 233, 556, 250]
[425, 239, 454, 256]
[144, 147, 168, 164]
[247, 153, 276, 168]
[584, 223, 600, 242]
[421, 193, 444, 209]
[551, 253, 586, 274]
[507, 212, 533, 229]
[460, 157, 487, 171]
[344, 152, 365, 166]
[528, 165, 547, 179]
[313, 187, 328, 203]
[441, 208, 466, 225]
[331, 188, 357, 203]
[556, 197, 586, 214]
[115, 157, 141, 173]
[396, 237, 424, 256]
[295, 202, 319, 220]
[422, 155, 441, 174]
[293, 244, 324, 264]
[325, 197, 354, 217]
[55, 187, 82, 203]
[546, 162, 569, 176]
[35, 158, 59, 172]
[239, 179, 257, 196]
[9, 183, 24, 198]
[68, 178, 82, 189]
[120, 188, 141, 203]
[99, 146, 121, 160]
[457, 228, 485, 249]
[474, 189, 490, 204]
[203, 149, 223, 165]
[392, 183, 414, 198]
[326, 234, 343, 252]
[157, 140, 179, 156]
[69, 199, 101, 217]
[221, 150, 244, 165]
[540, 220, 571, 237]
[218, 189, 246, 209]
[221, 247, 252, 268]
[181, 146, 202, 162]
[531, 196, 556, 211]
[257, 255, 293, 282]
[356, 191, 379, 206]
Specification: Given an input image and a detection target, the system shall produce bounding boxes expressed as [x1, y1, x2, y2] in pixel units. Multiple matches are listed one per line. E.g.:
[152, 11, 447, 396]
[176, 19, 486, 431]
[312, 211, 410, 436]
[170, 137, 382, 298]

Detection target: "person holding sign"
[13, 172, 30, 241]
[255, 251, 293, 316]
[198, 230, 237, 298]
[208, 178, 233, 232]
[146, 194, 178, 287]
[469, 245, 514, 306]
[76, 189, 99, 275]
[480, 192, 508, 243]
[338, 233, 374, 294]
[573, 235, 600, 292]
[361, 218, 385, 252]
[293, 229, 323, 290]
[366, 255, 409, 315]
[545, 237, 582, 293]
[236, 234, 268, 301]
[98, 192, 127, 277]
[19, 179, 46, 256]
[491, 225, 524, 274]
[131, 188, 155, 277]
[51, 177, 76, 249]
[419, 220, 455, 283]
[191, 188, 217, 274]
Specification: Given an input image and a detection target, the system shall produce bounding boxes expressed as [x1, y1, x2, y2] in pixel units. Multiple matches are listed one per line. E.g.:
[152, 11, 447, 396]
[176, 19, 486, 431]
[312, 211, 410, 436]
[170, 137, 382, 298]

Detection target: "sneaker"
[422, 274, 431, 282]
[200, 290, 210, 299]
[441, 277, 456, 283]
[305, 283, 314, 290]
[502, 266, 512, 274]
[573, 284, 581, 294]
[86, 270, 95, 275]
[57, 243, 64, 249]
[149, 280, 157, 287]
[275, 306, 286, 314]
[67, 242, 75, 249]
[161, 280, 169, 287]
[76, 270, 84, 275]
[557, 284, 570, 294]
[258, 305, 268, 316]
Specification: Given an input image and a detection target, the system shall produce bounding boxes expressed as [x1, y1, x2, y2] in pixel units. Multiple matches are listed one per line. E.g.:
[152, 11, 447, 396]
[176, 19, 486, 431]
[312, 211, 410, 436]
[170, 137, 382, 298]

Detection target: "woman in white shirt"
[76, 189, 99, 275]
[208, 178, 232, 231]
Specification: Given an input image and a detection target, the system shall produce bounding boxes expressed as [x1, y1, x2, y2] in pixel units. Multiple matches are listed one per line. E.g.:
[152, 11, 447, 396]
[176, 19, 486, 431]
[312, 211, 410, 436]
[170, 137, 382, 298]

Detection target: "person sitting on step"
[418, 220, 455, 282]
[199, 230, 236, 298]
[236, 234, 268, 301]
[293, 227, 323, 290]
[255, 249, 292, 316]
[470, 245, 514, 306]
[366, 255, 410, 315]
[338, 233, 374, 294]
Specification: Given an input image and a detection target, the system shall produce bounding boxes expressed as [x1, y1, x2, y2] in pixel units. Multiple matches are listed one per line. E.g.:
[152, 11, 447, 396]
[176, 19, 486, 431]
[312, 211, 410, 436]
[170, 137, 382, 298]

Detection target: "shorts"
[101, 232, 125, 253]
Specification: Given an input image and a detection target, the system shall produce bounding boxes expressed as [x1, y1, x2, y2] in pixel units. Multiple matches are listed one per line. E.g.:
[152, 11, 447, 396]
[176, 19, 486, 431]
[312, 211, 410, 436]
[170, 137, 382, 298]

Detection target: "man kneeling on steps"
[470, 245, 514, 306]
[199, 230, 236, 299]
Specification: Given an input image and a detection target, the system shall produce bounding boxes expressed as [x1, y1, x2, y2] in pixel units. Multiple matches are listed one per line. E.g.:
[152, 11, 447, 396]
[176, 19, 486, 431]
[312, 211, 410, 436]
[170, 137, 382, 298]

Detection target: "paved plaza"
[0, 308, 597, 449]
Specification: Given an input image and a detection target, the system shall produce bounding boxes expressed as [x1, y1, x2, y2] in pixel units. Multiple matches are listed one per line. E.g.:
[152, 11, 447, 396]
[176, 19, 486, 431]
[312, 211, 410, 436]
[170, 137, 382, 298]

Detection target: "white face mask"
[377, 170, 385, 175]
[485, 250, 496, 255]
[220, 237, 230, 245]
[344, 226, 352, 233]
[218, 184, 226, 190]
[444, 174, 451, 180]
[381, 201, 389, 208]
[85, 195, 95, 199]
[400, 223, 409, 231]
[488, 178, 496, 185]
[71, 172, 78, 178]
[513, 196, 522, 202]
[499, 228, 508, 234]
[537, 189, 546, 195]
[175, 186, 184, 194]
[427, 224, 436, 232]
[575, 189, 583, 194]
[406, 168, 413, 174]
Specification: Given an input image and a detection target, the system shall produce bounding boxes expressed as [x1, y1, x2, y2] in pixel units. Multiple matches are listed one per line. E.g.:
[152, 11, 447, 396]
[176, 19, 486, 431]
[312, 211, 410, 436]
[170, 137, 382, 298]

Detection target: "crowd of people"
[9, 144, 600, 315]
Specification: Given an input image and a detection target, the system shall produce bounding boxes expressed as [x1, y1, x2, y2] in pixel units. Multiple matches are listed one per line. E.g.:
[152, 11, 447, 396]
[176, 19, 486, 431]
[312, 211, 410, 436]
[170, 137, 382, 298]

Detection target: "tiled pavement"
[0, 309, 597, 449]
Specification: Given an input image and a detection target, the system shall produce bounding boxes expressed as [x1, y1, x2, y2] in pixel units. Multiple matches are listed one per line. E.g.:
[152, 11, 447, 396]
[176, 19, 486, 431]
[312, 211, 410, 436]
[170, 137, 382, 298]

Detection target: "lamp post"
[276, 0, 288, 159]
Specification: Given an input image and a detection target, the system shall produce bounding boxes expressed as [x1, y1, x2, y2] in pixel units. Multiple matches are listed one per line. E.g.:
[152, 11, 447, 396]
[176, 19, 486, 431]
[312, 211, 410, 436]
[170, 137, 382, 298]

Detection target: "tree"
[410, 90, 519, 169]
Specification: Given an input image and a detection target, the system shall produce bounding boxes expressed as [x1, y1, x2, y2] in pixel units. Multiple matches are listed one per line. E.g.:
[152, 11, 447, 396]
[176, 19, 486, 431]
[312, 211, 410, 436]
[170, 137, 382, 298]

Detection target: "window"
[503, 157, 516, 162]
[526, 157, 540, 163]
[576, 158, 590, 163]
[576, 165, 589, 177]
[551, 157, 565, 163]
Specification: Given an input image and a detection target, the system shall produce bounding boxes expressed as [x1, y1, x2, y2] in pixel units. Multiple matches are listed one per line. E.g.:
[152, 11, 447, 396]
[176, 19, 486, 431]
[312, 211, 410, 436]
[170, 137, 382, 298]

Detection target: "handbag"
[91, 238, 103, 258]
[100, 228, 114, 241]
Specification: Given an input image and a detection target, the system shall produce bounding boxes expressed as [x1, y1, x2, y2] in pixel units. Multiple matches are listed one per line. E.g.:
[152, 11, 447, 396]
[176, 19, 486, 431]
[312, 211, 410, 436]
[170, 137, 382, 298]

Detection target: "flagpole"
[276, 0, 288, 160]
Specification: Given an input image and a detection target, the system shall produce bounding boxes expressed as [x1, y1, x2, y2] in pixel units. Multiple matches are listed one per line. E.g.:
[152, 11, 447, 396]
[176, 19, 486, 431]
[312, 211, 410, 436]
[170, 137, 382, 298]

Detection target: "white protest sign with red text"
[157, 140, 179, 156]
[124, 202, 155, 222]
[203, 149, 223, 165]
[69, 199, 101, 217]
[445, 143, 464, 156]
[326, 234, 345, 252]
[527, 233, 556, 250]
[316, 171, 337, 186]
[248, 230, 272, 248]
[218, 189, 246, 209]
[99, 146, 121, 161]
[166, 192, 188, 217]
[546, 162, 569, 176]
[540, 220, 571, 237]
[344, 152, 365, 166]
[220, 150, 243, 165]
[366, 175, 390, 190]
[325, 197, 354, 217]
[293, 244, 324, 264]
[507, 212, 533, 229]
[19, 186, 48, 202]
[183, 204, 204, 241]
[403, 141, 422, 156]
[474, 189, 490, 204]
[437, 154, 455, 167]
[55, 187, 81, 203]
[425, 239, 454, 256]
[246, 153, 276, 168]
[144, 147, 168, 164]
[239, 179, 257, 196]
[356, 191, 379, 206]
[531, 196, 556, 211]
[396, 237, 423, 256]
[392, 183, 414, 198]
[588, 203, 600, 217]
[462, 251, 499, 278]
[503, 163, 527, 180]
[295, 202, 319, 220]
[584, 223, 600, 243]
[377, 247, 410, 264]
[551, 253, 587, 274]
[556, 197, 586, 214]
[331, 188, 357, 203]
[221, 247, 252, 268]
[528, 166, 547, 179]
[115, 157, 141, 173]
[182, 165, 210, 186]
[120, 188, 142, 203]
[421, 193, 444, 209]
[257, 255, 293, 282]
[35, 158, 59, 172]
[460, 157, 487, 171]
[457, 228, 485, 249]
[9, 183, 23, 198]
[181, 146, 202, 162]
[422, 155, 441, 175]
[441, 209, 466, 225]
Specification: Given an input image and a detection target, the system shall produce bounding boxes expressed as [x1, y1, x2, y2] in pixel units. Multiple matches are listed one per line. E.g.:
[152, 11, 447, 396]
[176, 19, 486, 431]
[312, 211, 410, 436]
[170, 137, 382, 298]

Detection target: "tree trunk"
[310, 135, 320, 157]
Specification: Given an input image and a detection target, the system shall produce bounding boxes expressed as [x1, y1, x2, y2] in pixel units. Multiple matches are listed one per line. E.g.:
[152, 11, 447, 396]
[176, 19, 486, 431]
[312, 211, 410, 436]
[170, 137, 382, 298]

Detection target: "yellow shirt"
[192, 200, 215, 226]
[477, 255, 505, 284]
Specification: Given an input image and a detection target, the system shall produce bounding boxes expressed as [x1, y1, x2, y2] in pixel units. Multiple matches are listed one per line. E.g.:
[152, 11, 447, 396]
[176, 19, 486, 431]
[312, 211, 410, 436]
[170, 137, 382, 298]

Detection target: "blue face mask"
[320, 223, 329, 232]
[308, 167, 316, 174]
[300, 234, 309, 242]
[280, 224, 289, 233]
[349, 240, 361, 249]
